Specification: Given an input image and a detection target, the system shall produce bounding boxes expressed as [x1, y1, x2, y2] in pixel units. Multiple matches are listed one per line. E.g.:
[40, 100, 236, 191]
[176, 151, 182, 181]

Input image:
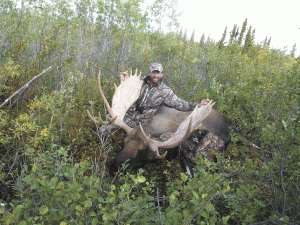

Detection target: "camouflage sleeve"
[163, 88, 197, 111]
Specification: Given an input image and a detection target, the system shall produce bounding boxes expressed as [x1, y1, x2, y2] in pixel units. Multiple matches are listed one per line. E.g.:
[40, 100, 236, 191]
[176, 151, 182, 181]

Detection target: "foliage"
[1, 0, 299, 224]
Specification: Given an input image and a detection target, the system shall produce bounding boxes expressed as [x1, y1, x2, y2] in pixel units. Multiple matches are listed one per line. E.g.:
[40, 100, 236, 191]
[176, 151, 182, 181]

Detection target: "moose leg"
[178, 145, 194, 179]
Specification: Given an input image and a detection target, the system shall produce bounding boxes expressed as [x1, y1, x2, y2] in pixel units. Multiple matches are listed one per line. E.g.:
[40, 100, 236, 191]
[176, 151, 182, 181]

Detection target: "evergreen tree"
[290, 43, 297, 58]
[183, 29, 187, 40]
[190, 29, 195, 42]
[263, 36, 269, 48]
[242, 26, 253, 54]
[200, 33, 205, 45]
[178, 27, 183, 38]
[218, 26, 227, 50]
[238, 18, 248, 45]
[267, 37, 272, 47]
[229, 24, 238, 44]
[252, 28, 256, 44]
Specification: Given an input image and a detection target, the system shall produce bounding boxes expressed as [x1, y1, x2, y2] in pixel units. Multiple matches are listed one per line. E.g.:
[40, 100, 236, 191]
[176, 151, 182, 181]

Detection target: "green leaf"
[39, 205, 49, 215]
[282, 216, 289, 221]
[14, 205, 23, 220]
[1, 212, 15, 224]
[84, 199, 92, 208]
[202, 193, 208, 199]
[193, 191, 199, 200]
[23, 175, 32, 184]
[89, 211, 97, 217]
[103, 214, 109, 221]
[56, 182, 64, 189]
[181, 173, 188, 182]
[50, 177, 59, 186]
[73, 193, 81, 201]
[76, 205, 82, 211]
[24, 199, 32, 208]
[214, 173, 220, 179]
[200, 210, 208, 219]
[137, 175, 146, 183]
[222, 215, 231, 224]
[30, 181, 39, 190]
[92, 218, 99, 225]
[90, 190, 99, 200]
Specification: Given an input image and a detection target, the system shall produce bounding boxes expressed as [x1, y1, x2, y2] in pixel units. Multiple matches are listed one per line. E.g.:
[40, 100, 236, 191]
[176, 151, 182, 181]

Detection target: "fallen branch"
[185, 191, 221, 225]
[146, 197, 169, 203]
[157, 188, 163, 225]
[0, 66, 52, 109]
[231, 125, 261, 150]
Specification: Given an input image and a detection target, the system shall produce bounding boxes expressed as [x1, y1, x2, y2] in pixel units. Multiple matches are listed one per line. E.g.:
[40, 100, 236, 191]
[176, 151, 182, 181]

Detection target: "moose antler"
[87, 70, 143, 134]
[139, 101, 215, 158]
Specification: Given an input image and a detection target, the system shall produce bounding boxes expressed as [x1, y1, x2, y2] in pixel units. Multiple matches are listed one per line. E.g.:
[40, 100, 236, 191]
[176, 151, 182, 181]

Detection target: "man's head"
[149, 63, 163, 86]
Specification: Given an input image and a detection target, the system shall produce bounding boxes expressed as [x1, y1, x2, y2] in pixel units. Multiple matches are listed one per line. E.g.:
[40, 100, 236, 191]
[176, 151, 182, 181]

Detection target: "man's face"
[149, 70, 163, 84]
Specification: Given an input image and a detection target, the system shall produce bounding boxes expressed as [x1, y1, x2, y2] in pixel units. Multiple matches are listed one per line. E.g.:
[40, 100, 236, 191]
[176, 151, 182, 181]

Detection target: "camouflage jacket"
[123, 76, 198, 127]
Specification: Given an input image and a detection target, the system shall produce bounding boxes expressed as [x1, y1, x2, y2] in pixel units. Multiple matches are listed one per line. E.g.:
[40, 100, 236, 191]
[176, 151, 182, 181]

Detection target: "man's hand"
[119, 71, 129, 82]
[198, 99, 210, 107]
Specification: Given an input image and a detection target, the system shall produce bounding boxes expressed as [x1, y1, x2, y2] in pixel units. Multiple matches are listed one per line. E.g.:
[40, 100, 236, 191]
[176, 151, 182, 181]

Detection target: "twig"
[157, 188, 163, 225]
[56, 202, 79, 225]
[185, 191, 220, 225]
[231, 125, 261, 150]
[0, 66, 52, 109]
[146, 197, 169, 203]
[5, 147, 22, 179]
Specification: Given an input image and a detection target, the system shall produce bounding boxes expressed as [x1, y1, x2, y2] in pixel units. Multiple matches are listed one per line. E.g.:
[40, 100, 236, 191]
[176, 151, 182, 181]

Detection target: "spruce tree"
[190, 29, 195, 42]
[200, 33, 205, 45]
[218, 26, 227, 50]
[290, 43, 297, 58]
[252, 28, 256, 44]
[267, 37, 272, 47]
[263, 36, 268, 48]
[242, 26, 253, 54]
[238, 18, 248, 45]
[229, 24, 237, 44]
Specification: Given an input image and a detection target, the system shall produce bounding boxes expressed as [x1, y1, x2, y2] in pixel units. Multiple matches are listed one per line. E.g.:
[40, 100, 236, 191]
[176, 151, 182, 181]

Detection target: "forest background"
[0, 0, 299, 224]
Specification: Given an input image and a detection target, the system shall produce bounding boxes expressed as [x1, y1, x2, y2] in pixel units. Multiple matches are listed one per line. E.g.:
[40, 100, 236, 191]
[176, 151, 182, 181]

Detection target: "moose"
[87, 70, 231, 177]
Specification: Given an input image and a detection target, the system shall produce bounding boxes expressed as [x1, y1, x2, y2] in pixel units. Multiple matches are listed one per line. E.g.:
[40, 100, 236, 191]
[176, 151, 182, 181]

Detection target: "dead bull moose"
[87, 70, 231, 177]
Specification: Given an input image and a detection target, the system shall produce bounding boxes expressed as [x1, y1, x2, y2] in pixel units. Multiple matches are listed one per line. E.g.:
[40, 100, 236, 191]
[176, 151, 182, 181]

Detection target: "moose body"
[112, 105, 231, 172]
[87, 70, 231, 176]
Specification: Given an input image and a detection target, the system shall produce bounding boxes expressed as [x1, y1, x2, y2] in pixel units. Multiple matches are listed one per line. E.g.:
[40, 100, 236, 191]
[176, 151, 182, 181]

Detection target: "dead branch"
[185, 191, 221, 225]
[0, 66, 52, 109]
[157, 188, 163, 225]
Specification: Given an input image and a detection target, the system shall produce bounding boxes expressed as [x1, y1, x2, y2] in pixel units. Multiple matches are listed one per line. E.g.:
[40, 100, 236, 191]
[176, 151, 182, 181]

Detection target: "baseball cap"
[149, 63, 163, 72]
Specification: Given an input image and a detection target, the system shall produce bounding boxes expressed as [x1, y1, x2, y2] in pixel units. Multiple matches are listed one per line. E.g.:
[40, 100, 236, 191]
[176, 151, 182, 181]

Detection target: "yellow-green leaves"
[137, 175, 146, 183]
[39, 205, 48, 215]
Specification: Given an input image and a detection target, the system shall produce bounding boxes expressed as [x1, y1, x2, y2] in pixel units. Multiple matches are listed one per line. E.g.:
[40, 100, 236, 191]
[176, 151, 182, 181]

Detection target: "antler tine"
[97, 71, 114, 118]
[87, 110, 105, 125]
[86, 109, 117, 126]
[139, 123, 167, 159]
[139, 122, 151, 141]
[129, 69, 133, 77]
[134, 68, 138, 76]
[87, 71, 120, 126]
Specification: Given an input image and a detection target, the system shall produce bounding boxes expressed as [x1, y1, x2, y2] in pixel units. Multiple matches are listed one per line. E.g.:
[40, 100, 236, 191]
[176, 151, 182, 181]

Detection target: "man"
[120, 63, 209, 128]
